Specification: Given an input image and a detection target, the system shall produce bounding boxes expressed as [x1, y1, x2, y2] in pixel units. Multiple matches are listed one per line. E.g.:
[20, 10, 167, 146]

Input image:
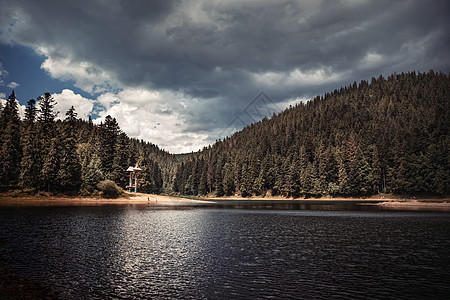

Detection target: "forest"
[0, 92, 173, 195]
[0, 70, 449, 197]
[174, 71, 449, 197]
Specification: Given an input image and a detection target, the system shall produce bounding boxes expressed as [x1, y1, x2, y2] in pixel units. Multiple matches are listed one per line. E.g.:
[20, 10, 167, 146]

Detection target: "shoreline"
[375, 200, 450, 212]
[0, 192, 215, 207]
[1, 192, 449, 211]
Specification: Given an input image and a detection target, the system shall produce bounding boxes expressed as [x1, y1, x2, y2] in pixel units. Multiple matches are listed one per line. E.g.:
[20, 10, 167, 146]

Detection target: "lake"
[1, 204, 449, 299]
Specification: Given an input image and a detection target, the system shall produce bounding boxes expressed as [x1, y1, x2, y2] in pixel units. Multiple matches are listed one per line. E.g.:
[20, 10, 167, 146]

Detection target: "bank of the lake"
[1, 192, 449, 211]
[0, 192, 213, 207]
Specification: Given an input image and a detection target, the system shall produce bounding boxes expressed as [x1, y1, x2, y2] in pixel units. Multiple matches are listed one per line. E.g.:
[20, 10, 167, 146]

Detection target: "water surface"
[0, 206, 449, 299]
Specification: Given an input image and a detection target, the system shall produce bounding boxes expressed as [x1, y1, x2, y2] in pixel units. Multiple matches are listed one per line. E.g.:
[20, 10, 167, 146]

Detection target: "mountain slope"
[174, 71, 450, 197]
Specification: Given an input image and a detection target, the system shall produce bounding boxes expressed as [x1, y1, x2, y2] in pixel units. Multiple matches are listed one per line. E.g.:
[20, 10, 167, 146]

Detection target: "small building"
[126, 164, 142, 192]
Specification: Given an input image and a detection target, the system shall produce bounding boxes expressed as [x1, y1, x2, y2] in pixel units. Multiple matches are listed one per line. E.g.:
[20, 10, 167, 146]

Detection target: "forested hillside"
[0, 92, 176, 195]
[174, 71, 449, 197]
[1, 71, 448, 197]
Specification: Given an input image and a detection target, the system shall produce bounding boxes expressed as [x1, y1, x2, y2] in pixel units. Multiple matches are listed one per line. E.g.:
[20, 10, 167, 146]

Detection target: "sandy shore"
[1, 192, 449, 211]
[376, 200, 450, 211]
[0, 192, 214, 206]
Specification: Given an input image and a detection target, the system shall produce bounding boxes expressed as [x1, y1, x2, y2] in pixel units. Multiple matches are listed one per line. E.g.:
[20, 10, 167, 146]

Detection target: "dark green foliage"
[97, 180, 123, 198]
[78, 142, 104, 193]
[138, 154, 163, 194]
[98, 115, 120, 179]
[174, 71, 450, 197]
[1, 91, 173, 195]
[40, 134, 61, 193]
[58, 107, 82, 194]
[0, 91, 22, 190]
[37, 93, 58, 192]
[111, 132, 130, 187]
[1, 71, 448, 197]
[20, 99, 39, 190]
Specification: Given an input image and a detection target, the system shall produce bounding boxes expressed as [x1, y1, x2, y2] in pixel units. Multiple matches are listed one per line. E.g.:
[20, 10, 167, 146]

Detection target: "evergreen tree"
[0, 91, 21, 189]
[20, 99, 39, 191]
[58, 106, 82, 194]
[111, 132, 130, 187]
[98, 115, 120, 179]
[41, 129, 61, 193]
[198, 158, 208, 195]
[37, 92, 58, 191]
[223, 161, 235, 196]
[78, 142, 104, 192]
[138, 153, 163, 194]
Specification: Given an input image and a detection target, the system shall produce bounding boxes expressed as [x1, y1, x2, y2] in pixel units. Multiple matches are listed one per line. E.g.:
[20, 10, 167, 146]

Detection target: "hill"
[173, 71, 449, 197]
[0, 94, 177, 194]
[1, 71, 448, 197]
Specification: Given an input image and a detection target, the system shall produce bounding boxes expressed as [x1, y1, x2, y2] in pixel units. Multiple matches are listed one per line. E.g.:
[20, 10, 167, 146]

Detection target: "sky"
[0, 0, 449, 153]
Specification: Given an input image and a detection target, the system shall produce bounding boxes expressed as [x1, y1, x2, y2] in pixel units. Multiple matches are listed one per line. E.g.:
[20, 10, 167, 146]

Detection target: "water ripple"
[0, 207, 449, 299]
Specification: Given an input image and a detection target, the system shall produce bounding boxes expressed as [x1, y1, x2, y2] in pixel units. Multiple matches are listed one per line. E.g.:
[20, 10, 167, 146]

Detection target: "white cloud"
[7, 81, 20, 89]
[51, 89, 95, 120]
[359, 52, 384, 69]
[1, 0, 449, 153]
[38, 47, 116, 94]
[277, 96, 310, 109]
[0, 62, 8, 86]
[0, 98, 26, 119]
[94, 88, 210, 153]
[0, 63, 8, 77]
[0, 92, 5, 98]
[253, 67, 347, 88]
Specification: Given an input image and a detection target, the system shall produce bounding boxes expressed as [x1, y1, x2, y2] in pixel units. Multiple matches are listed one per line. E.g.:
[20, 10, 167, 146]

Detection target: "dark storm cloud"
[1, 0, 449, 137]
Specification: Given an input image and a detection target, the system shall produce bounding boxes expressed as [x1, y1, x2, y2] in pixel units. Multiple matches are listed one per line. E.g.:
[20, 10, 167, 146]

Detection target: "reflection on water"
[0, 206, 449, 299]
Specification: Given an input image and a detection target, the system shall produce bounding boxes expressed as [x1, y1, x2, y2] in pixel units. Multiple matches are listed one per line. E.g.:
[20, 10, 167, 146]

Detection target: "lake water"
[1, 204, 449, 299]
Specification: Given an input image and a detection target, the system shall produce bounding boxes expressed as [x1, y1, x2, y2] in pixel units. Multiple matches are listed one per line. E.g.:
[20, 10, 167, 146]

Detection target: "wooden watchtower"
[126, 164, 142, 192]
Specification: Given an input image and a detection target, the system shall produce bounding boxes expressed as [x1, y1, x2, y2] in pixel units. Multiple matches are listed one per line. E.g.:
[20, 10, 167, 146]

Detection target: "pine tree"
[0, 91, 21, 190]
[37, 92, 58, 191]
[138, 153, 163, 194]
[58, 106, 82, 194]
[20, 99, 39, 191]
[78, 142, 104, 193]
[198, 158, 208, 195]
[41, 130, 61, 193]
[98, 115, 120, 179]
[111, 132, 130, 187]
[369, 144, 381, 194]
[337, 147, 350, 195]
[223, 161, 235, 196]
[214, 155, 225, 196]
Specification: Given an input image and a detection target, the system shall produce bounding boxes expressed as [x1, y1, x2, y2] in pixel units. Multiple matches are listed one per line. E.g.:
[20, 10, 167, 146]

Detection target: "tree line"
[173, 71, 449, 197]
[1, 70, 448, 197]
[0, 92, 167, 195]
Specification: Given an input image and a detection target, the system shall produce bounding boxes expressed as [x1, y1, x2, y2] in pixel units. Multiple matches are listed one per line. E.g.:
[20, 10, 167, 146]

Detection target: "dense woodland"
[0, 92, 173, 195]
[174, 71, 449, 197]
[0, 71, 449, 197]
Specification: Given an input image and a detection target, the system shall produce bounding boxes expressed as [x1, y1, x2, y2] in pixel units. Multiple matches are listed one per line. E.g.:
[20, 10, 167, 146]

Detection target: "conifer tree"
[138, 152, 163, 194]
[111, 132, 130, 187]
[98, 115, 120, 179]
[41, 129, 61, 193]
[78, 142, 104, 192]
[0, 91, 21, 189]
[37, 92, 58, 191]
[20, 99, 39, 191]
[58, 106, 82, 194]
[198, 158, 208, 195]
[223, 161, 235, 196]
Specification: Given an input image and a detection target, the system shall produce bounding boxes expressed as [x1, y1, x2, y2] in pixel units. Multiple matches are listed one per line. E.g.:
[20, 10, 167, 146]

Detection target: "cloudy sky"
[0, 0, 449, 153]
